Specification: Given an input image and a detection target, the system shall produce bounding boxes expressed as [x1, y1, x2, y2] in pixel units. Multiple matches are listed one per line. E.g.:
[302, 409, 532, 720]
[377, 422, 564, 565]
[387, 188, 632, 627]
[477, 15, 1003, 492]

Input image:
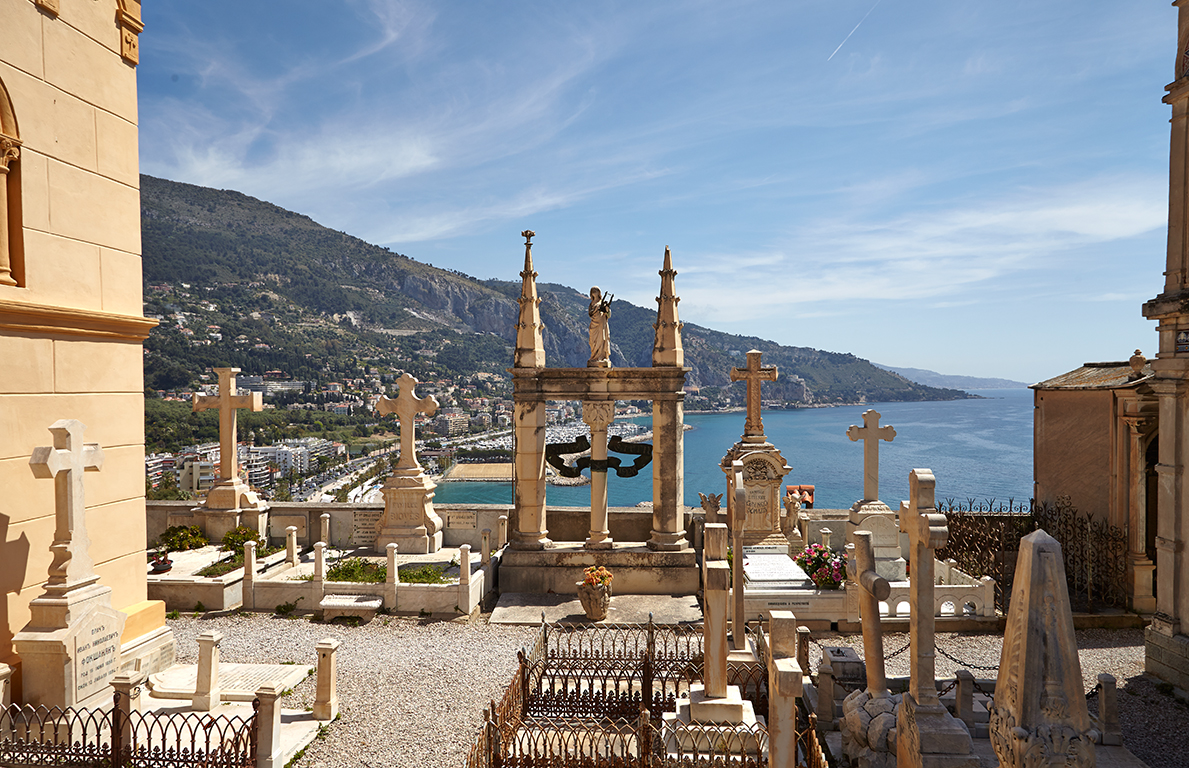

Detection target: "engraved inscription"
[74, 612, 122, 701]
[446, 511, 477, 529]
[352, 508, 383, 544]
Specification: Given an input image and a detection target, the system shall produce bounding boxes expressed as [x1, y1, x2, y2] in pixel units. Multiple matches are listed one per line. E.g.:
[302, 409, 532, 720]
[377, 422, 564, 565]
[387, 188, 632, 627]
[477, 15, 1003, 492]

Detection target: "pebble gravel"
[168, 614, 1188, 768]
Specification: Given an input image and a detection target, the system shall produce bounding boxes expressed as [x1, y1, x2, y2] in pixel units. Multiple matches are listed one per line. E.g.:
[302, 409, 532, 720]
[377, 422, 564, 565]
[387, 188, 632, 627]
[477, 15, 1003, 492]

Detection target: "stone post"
[313, 638, 340, 721]
[730, 461, 746, 650]
[286, 526, 298, 566]
[193, 631, 223, 711]
[648, 397, 688, 551]
[256, 683, 283, 768]
[385, 542, 398, 611]
[797, 626, 811, 677]
[704, 522, 727, 591]
[816, 662, 836, 729]
[853, 531, 891, 699]
[512, 400, 549, 549]
[320, 513, 330, 546]
[243, 540, 256, 612]
[313, 542, 326, 582]
[111, 669, 145, 749]
[955, 670, 975, 730]
[704, 561, 730, 699]
[481, 529, 492, 565]
[498, 515, 508, 549]
[768, 611, 803, 768]
[1098, 673, 1121, 745]
[583, 401, 615, 549]
[0, 664, 11, 737]
[459, 544, 472, 612]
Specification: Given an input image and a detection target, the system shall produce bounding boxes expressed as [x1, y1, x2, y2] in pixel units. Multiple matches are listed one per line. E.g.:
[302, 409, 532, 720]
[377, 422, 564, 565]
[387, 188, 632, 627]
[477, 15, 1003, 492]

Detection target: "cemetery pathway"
[168, 612, 535, 768]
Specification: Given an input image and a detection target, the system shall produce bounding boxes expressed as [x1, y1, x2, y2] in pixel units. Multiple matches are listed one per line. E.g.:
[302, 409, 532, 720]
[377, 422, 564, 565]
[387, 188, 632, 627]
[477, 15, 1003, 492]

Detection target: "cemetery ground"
[164, 610, 1189, 768]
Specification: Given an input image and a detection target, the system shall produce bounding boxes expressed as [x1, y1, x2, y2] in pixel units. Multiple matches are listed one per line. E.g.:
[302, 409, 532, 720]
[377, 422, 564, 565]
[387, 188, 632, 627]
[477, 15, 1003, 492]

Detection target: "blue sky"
[138, 2, 1174, 383]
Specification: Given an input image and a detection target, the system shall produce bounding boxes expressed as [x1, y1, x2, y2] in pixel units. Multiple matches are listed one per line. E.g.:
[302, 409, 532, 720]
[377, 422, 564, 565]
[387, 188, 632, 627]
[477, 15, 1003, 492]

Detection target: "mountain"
[139, 175, 970, 405]
[872, 364, 1030, 390]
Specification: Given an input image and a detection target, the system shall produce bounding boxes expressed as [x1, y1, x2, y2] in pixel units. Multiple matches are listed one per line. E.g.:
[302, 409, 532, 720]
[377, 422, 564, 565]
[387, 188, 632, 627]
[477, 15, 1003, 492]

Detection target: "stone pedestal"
[376, 467, 443, 554]
[849, 502, 906, 581]
[195, 478, 269, 542]
[897, 694, 978, 768]
[720, 444, 791, 547]
[13, 583, 126, 709]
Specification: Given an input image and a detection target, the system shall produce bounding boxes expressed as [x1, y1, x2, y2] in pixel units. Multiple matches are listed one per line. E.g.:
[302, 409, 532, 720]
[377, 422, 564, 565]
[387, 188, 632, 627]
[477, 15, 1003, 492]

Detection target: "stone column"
[583, 401, 615, 549]
[193, 631, 222, 711]
[313, 638, 340, 721]
[385, 542, 398, 611]
[481, 529, 492, 564]
[256, 683, 283, 768]
[0, 140, 18, 286]
[730, 461, 746, 651]
[320, 513, 330, 546]
[648, 398, 688, 550]
[512, 400, 549, 550]
[1152, 380, 1185, 635]
[1125, 416, 1157, 613]
[286, 526, 298, 566]
[243, 540, 256, 612]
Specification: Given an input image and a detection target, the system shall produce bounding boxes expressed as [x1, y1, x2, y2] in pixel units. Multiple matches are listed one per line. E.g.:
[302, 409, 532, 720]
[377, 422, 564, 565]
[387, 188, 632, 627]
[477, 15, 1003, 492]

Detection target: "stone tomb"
[740, 545, 846, 623]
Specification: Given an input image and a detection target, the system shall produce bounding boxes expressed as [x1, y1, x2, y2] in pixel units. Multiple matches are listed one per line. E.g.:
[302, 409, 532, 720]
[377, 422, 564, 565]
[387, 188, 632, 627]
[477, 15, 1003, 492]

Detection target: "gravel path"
[167, 616, 1187, 768]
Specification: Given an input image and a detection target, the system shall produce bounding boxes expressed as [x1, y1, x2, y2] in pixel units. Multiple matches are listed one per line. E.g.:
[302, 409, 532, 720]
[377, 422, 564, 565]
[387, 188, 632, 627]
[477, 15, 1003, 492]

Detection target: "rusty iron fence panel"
[936, 496, 1129, 613]
[0, 693, 256, 768]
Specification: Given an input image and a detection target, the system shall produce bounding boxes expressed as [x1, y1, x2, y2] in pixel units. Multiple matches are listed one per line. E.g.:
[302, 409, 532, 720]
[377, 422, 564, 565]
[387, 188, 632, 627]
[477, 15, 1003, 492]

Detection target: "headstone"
[192, 368, 268, 540]
[374, 373, 443, 553]
[846, 410, 905, 579]
[14, 419, 128, 709]
[990, 529, 1097, 768]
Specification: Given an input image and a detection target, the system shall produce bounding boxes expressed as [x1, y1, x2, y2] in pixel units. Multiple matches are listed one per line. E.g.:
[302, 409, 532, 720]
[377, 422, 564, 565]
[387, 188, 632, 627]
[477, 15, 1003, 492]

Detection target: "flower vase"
[577, 581, 611, 621]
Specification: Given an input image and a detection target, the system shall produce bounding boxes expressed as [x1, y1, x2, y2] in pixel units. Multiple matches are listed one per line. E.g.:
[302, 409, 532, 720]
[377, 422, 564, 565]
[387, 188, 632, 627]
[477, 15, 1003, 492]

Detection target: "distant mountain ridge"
[873, 364, 1030, 390]
[140, 174, 970, 405]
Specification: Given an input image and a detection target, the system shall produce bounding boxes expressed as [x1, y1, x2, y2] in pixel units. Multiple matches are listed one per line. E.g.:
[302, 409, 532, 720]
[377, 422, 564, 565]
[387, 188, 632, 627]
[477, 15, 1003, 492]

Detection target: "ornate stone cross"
[730, 350, 777, 441]
[193, 367, 262, 483]
[846, 409, 896, 503]
[376, 373, 438, 470]
[899, 468, 948, 709]
[30, 419, 103, 591]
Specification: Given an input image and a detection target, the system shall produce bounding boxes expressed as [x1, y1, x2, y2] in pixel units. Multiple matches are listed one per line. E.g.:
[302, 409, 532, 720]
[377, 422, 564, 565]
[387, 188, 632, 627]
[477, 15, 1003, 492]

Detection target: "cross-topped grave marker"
[846, 409, 895, 505]
[731, 350, 777, 442]
[30, 419, 103, 592]
[193, 367, 262, 483]
[376, 372, 438, 470]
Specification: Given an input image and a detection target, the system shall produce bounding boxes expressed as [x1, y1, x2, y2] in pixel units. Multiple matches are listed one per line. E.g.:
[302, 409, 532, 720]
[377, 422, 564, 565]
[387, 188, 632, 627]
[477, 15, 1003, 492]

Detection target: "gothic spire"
[514, 230, 546, 368]
[652, 246, 684, 367]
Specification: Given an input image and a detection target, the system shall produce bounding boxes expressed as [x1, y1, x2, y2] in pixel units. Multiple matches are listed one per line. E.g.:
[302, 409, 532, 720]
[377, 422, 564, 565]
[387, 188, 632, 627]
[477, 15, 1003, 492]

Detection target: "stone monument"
[192, 367, 268, 540]
[720, 350, 791, 547]
[896, 469, 976, 768]
[582, 400, 615, 549]
[13, 419, 127, 709]
[374, 373, 443, 554]
[587, 286, 613, 368]
[846, 410, 905, 580]
[990, 530, 1097, 768]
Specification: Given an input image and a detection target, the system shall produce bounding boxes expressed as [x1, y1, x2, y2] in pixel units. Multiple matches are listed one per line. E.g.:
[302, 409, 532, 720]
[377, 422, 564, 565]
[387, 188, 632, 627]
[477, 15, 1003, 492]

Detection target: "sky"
[137, 1, 1176, 383]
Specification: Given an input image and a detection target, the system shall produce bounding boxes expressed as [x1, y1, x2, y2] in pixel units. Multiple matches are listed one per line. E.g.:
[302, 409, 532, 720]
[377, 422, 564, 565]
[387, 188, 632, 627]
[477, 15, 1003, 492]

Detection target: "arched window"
[0, 76, 22, 287]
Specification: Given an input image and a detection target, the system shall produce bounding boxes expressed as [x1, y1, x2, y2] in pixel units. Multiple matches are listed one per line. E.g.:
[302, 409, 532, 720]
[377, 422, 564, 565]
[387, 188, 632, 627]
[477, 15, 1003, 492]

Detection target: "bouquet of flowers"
[582, 565, 613, 589]
[794, 543, 846, 590]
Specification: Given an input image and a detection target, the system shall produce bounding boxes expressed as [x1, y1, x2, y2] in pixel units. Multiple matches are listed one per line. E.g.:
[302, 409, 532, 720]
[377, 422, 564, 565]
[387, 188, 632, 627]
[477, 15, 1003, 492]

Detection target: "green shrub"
[399, 564, 451, 584]
[166, 610, 180, 620]
[326, 558, 386, 583]
[221, 525, 264, 553]
[157, 525, 208, 552]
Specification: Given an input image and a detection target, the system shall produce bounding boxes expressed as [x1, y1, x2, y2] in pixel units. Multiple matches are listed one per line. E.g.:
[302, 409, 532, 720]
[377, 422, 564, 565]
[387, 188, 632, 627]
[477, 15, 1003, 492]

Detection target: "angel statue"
[587, 286, 613, 368]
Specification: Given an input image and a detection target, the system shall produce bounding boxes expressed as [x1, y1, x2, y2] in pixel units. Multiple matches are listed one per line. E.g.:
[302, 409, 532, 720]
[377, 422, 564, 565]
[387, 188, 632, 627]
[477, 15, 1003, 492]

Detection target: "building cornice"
[0, 300, 157, 341]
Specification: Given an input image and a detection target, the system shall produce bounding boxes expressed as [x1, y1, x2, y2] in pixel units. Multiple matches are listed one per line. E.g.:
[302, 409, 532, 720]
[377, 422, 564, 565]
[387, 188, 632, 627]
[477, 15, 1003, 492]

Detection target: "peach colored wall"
[1033, 388, 1115, 524]
[0, 0, 149, 661]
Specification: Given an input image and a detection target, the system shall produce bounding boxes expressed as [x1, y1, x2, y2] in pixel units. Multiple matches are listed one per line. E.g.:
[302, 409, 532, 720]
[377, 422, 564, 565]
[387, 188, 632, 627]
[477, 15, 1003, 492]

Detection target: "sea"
[432, 388, 1034, 510]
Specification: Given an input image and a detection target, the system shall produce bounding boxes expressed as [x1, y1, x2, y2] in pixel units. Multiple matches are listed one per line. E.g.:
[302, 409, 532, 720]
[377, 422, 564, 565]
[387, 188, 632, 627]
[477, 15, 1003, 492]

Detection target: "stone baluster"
[481, 529, 492, 565]
[193, 631, 223, 711]
[286, 526, 298, 566]
[243, 540, 257, 611]
[497, 515, 508, 549]
[459, 544, 472, 613]
[320, 512, 330, 546]
[256, 683, 283, 768]
[313, 639, 341, 721]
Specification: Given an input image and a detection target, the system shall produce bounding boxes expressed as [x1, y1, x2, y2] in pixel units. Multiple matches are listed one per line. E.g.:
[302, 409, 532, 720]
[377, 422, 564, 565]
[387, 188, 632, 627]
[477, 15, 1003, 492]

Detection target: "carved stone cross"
[30, 419, 103, 591]
[193, 367, 262, 483]
[852, 530, 891, 699]
[730, 350, 777, 441]
[376, 373, 438, 469]
[899, 468, 949, 709]
[846, 409, 896, 503]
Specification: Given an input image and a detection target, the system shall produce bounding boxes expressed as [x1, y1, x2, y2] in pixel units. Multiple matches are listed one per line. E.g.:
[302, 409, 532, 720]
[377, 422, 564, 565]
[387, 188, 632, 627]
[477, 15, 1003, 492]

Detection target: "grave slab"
[149, 662, 313, 701]
[490, 592, 702, 625]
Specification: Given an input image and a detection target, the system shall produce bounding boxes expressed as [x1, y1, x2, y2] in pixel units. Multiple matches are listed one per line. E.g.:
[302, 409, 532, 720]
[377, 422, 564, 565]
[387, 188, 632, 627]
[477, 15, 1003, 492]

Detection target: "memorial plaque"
[743, 554, 809, 585]
[446, 511, 477, 529]
[74, 608, 123, 701]
[352, 507, 383, 544]
[271, 514, 307, 539]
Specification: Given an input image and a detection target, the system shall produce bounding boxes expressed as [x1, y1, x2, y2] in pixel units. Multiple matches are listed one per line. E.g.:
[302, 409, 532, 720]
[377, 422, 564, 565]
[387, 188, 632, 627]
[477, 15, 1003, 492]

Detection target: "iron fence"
[467, 620, 827, 768]
[0, 692, 257, 768]
[935, 496, 1129, 612]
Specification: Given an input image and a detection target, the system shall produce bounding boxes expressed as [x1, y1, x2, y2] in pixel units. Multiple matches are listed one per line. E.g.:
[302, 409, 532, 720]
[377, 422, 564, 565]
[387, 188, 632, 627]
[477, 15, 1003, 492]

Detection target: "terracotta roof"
[1032, 361, 1153, 390]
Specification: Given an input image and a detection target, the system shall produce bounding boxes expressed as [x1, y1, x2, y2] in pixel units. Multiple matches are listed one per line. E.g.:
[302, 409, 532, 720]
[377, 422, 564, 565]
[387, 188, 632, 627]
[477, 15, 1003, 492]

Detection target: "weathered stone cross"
[846, 409, 896, 503]
[193, 367, 262, 483]
[730, 349, 777, 441]
[30, 419, 103, 590]
[899, 468, 948, 709]
[376, 373, 438, 470]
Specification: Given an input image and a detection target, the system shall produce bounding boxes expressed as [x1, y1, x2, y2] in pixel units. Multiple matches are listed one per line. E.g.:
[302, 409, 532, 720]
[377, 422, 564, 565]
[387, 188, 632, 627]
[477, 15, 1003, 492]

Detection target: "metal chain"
[934, 643, 999, 672]
[937, 679, 958, 697]
[1086, 682, 1101, 700]
[970, 677, 994, 699]
[886, 640, 911, 661]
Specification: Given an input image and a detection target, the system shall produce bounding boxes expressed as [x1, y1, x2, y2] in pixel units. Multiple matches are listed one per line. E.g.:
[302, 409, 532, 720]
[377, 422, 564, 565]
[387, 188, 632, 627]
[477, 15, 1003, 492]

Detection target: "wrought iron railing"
[936, 496, 1128, 612]
[0, 692, 257, 768]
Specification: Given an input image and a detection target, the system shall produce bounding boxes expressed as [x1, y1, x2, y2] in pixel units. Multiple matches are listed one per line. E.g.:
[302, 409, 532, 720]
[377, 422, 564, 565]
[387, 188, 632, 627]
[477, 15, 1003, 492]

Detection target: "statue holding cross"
[191, 367, 268, 536]
[374, 373, 443, 553]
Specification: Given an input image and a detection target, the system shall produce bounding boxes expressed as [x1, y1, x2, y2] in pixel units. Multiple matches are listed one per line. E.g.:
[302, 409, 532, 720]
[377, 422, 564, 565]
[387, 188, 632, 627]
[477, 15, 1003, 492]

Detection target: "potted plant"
[577, 565, 613, 621]
[150, 551, 173, 573]
[793, 543, 846, 590]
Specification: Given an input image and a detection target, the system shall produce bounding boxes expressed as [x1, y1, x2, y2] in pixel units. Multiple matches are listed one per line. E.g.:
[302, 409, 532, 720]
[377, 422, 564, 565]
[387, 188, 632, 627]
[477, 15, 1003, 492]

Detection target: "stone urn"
[577, 582, 611, 621]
